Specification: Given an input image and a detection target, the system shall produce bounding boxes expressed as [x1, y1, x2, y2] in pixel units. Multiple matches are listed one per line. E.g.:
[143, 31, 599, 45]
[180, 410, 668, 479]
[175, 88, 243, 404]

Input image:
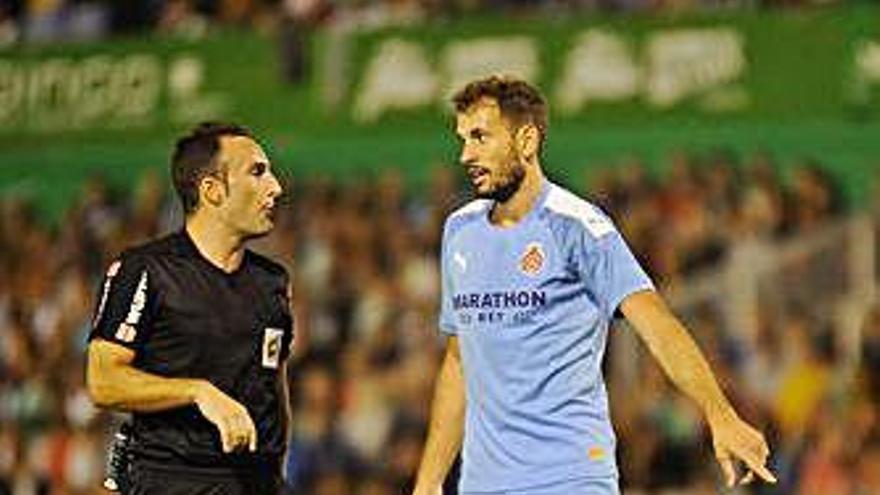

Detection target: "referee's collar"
[176, 228, 202, 259]
[176, 228, 250, 276]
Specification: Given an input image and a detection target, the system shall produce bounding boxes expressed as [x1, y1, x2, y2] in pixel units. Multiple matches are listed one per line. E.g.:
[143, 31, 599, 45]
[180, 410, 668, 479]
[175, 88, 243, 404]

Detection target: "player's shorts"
[129, 461, 282, 495]
[461, 476, 620, 495]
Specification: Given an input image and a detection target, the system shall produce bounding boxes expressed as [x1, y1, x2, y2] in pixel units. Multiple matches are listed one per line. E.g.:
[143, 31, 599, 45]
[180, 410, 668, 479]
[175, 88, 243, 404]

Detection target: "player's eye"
[470, 129, 486, 143]
[251, 163, 267, 176]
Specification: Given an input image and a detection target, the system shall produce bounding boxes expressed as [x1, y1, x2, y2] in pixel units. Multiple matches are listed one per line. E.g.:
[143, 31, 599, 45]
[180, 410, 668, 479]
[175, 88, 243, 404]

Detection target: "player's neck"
[185, 213, 245, 273]
[490, 165, 545, 228]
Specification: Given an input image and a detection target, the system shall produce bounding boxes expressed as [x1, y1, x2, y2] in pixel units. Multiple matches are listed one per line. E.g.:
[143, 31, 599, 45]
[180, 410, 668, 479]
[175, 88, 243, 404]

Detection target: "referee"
[86, 123, 293, 494]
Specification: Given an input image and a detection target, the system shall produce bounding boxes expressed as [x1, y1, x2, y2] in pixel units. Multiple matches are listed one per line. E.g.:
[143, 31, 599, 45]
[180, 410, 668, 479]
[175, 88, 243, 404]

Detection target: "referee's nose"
[267, 171, 283, 200]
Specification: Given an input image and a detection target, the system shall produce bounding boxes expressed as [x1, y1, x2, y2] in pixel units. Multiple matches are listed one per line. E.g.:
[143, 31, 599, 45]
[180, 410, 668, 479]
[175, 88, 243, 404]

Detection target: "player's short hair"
[452, 75, 548, 150]
[171, 122, 253, 215]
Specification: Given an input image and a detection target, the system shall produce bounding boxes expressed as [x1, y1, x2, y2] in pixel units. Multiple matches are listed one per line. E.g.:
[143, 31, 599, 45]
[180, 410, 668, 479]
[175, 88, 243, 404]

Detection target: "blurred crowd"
[588, 151, 843, 287]
[0, 0, 860, 47]
[0, 149, 879, 495]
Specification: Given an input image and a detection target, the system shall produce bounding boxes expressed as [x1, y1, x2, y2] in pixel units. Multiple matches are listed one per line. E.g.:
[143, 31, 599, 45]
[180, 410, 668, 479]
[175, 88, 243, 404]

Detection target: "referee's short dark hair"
[171, 122, 253, 215]
[452, 75, 548, 151]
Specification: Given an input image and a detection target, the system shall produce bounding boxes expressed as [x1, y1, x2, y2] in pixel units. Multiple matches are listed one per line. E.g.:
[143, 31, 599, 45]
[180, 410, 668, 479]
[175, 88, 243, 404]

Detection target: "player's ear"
[515, 123, 540, 160]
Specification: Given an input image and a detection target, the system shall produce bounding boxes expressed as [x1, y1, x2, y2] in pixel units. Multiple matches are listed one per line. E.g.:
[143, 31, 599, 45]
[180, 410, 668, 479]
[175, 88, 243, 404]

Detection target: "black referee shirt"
[89, 230, 294, 473]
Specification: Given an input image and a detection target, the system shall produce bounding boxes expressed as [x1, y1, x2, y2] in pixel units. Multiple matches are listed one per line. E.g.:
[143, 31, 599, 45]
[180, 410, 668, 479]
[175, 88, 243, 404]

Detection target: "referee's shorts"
[129, 461, 282, 495]
[461, 476, 620, 495]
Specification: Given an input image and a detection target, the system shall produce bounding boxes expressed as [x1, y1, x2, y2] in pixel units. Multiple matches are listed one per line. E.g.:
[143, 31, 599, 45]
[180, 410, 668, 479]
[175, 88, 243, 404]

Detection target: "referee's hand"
[193, 382, 258, 453]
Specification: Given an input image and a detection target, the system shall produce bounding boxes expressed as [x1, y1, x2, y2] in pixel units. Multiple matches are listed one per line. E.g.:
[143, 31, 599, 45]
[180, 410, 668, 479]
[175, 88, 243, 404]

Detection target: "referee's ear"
[200, 175, 226, 208]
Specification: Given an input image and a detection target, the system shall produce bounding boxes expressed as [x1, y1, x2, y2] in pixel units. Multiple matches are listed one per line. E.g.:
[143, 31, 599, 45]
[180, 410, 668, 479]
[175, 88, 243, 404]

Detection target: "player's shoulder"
[542, 182, 616, 239]
[447, 198, 491, 222]
[444, 198, 491, 229]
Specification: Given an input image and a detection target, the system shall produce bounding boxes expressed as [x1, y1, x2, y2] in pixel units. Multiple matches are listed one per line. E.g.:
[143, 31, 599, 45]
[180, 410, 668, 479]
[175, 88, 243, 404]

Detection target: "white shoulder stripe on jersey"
[449, 198, 491, 220]
[124, 270, 148, 325]
[545, 185, 615, 238]
[92, 260, 121, 327]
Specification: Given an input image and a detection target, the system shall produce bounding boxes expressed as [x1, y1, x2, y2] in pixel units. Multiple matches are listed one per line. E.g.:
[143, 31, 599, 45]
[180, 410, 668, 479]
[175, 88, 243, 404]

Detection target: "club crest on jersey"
[262, 328, 284, 369]
[519, 242, 545, 276]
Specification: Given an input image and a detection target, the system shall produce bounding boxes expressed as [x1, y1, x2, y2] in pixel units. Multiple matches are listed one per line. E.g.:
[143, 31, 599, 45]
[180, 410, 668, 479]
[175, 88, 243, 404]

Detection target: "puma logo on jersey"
[453, 251, 468, 272]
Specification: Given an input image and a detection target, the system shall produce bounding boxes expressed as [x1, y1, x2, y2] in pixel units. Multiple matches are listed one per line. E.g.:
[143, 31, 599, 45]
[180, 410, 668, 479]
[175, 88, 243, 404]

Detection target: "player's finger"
[717, 456, 736, 488]
[748, 461, 777, 484]
[756, 441, 770, 459]
[738, 471, 754, 485]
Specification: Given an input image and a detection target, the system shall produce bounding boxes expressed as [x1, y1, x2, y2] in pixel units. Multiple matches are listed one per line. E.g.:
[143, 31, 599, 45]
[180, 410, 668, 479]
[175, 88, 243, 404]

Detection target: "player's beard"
[477, 158, 526, 203]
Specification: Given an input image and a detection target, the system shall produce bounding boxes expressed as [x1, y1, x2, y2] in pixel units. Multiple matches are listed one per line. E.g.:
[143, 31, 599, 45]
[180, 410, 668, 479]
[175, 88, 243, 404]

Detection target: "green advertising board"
[3, 9, 880, 136]
[334, 8, 880, 125]
[1, 8, 880, 219]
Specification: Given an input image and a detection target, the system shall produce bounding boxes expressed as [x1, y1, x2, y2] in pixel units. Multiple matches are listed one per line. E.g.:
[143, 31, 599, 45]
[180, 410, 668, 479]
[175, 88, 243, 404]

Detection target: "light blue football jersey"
[439, 180, 655, 492]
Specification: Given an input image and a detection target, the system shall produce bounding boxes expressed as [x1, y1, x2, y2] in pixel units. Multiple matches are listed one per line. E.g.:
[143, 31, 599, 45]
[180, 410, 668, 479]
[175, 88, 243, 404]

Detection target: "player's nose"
[459, 144, 477, 167]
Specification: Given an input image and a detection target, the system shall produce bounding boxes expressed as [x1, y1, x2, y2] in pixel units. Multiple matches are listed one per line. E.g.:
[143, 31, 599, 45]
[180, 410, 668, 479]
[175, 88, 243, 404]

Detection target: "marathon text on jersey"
[453, 290, 547, 310]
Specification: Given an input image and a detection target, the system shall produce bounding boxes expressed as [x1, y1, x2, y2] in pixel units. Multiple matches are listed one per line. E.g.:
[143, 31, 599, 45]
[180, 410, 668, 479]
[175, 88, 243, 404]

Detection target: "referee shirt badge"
[519, 242, 545, 276]
[262, 328, 284, 369]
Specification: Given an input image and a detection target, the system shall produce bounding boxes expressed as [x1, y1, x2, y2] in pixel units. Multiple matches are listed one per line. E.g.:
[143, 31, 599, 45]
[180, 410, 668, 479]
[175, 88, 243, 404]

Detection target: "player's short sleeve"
[88, 253, 157, 351]
[438, 222, 458, 336]
[575, 213, 654, 318]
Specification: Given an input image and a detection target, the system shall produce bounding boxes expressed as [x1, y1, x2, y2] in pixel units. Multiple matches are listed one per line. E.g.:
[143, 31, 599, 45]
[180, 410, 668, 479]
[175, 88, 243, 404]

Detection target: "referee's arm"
[87, 339, 257, 453]
[88, 339, 206, 411]
[86, 255, 257, 453]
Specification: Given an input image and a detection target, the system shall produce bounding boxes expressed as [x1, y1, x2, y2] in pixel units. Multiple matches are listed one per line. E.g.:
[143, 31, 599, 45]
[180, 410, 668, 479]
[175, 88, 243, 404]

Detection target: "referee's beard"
[237, 211, 277, 241]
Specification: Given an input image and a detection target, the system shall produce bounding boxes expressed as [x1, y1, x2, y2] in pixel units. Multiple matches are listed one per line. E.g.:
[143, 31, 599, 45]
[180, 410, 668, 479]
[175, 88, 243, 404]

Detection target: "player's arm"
[620, 290, 776, 487]
[413, 336, 465, 495]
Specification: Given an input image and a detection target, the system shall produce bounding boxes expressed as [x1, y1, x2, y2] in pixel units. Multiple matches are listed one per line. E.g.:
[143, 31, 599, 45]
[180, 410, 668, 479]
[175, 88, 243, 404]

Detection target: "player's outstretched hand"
[193, 381, 257, 453]
[709, 412, 777, 488]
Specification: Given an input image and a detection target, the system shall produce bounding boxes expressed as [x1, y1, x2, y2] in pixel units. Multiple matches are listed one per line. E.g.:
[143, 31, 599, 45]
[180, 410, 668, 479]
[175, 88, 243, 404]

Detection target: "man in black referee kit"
[86, 122, 293, 494]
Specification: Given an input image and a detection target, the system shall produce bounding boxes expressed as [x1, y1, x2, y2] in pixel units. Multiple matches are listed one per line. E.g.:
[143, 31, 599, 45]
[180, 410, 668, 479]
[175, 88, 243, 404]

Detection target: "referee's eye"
[251, 162, 267, 177]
